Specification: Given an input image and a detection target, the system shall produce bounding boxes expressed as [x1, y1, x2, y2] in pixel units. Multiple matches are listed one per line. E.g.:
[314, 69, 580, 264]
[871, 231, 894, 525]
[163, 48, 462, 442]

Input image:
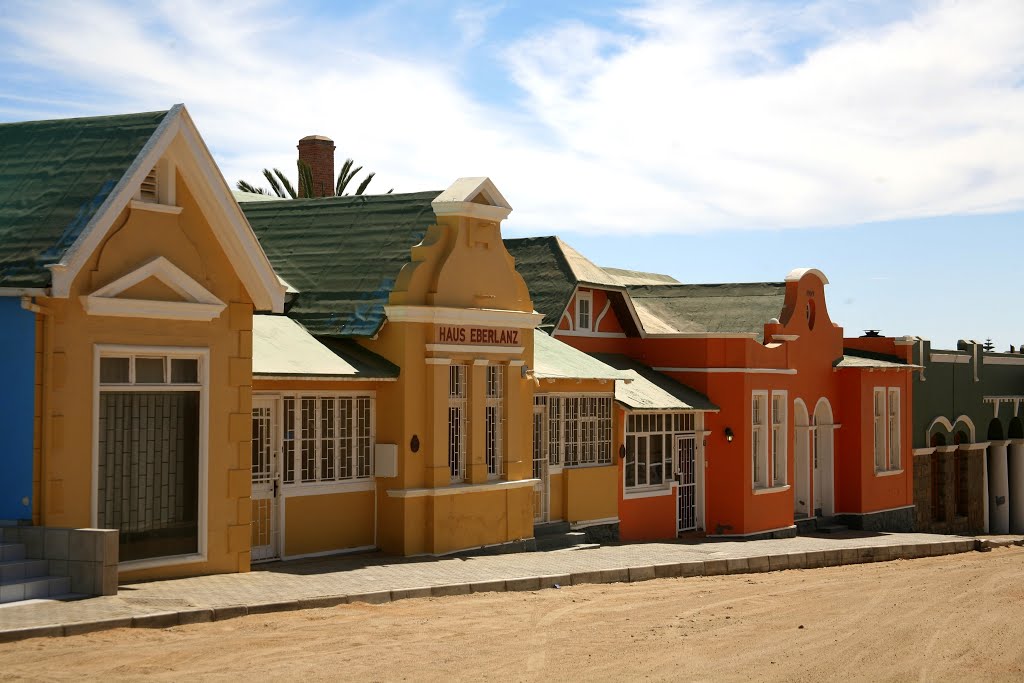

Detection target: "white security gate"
[251, 398, 281, 562]
[813, 427, 822, 513]
[532, 406, 548, 523]
[677, 434, 697, 533]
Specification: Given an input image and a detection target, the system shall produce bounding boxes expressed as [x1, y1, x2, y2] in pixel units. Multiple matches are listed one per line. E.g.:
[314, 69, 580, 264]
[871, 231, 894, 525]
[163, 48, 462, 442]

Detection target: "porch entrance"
[677, 434, 697, 533]
[251, 398, 281, 562]
[532, 405, 548, 523]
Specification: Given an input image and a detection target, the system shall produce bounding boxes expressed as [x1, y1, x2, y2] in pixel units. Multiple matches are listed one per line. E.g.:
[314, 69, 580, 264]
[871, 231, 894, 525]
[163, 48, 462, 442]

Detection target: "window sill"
[874, 468, 904, 478]
[752, 484, 791, 496]
[284, 479, 374, 497]
[624, 483, 675, 500]
[563, 462, 615, 470]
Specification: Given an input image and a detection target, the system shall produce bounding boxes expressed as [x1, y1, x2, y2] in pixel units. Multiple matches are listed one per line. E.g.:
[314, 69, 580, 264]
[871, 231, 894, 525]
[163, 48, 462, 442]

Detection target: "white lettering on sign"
[436, 326, 521, 346]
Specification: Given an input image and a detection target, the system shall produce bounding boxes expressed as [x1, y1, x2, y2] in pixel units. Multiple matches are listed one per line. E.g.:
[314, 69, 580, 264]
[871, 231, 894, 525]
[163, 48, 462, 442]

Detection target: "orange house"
[507, 238, 918, 539]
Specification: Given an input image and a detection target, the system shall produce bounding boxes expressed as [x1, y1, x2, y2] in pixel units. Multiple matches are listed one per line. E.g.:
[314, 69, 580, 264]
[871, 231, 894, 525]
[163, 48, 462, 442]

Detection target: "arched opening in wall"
[793, 399, 810, 518]
[813, 398, 834, 517]
[930, 432, 947, 447]
[1008, 417, 1024, 440]
[988, 418, 1005, 441]
[954, 430, 969, 518]
[805, 299, 816, 330]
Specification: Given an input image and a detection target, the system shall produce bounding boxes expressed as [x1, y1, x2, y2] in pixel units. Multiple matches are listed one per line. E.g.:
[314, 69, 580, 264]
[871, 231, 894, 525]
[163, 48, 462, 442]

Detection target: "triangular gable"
[431, 177, 512, 222]
[48, 104, 285, 313]
[80, 256, 226, 321]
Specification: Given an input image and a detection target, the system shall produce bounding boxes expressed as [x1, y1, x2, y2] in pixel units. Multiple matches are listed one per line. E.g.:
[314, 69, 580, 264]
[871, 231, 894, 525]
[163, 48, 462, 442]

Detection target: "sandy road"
[2, 547, 1023, 681]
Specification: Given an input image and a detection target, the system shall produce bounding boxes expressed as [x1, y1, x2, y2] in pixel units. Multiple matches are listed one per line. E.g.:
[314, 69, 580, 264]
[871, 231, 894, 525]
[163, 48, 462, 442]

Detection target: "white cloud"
[1, 0, 1022, 234]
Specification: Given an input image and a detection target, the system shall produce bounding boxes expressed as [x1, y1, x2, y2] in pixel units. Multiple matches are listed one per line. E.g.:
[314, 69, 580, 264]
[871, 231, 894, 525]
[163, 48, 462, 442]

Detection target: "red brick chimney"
[297, 135, 336, 197]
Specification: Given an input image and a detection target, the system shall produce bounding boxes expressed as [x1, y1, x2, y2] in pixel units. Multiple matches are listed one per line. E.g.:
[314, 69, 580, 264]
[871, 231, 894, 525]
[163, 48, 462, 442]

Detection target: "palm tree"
[237, 158, 388, 198]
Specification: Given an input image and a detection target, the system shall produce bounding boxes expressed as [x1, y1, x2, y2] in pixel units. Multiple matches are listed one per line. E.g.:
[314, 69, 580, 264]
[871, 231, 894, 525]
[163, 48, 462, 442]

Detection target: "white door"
[532, 406, 548, 524]
[677, 435, 697, 533]
[812, 426, 822, 513]
[251, 398, 281, 561]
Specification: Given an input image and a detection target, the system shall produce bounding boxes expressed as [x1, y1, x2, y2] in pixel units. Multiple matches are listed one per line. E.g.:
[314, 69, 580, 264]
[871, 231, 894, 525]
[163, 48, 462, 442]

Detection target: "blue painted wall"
[0, 297, 35, 521]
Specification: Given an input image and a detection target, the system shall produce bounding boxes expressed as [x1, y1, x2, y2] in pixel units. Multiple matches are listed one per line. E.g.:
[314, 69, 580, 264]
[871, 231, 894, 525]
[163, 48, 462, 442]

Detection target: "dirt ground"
[2, 547, 1024, 682]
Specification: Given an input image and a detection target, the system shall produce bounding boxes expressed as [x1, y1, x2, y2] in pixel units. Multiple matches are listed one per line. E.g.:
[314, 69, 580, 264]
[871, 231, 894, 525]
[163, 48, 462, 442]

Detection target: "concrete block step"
[0, 575, 72, 604]
[0, 543, 26, 562]
[0, 559, 49, 582]
[534, 522, 572, 537]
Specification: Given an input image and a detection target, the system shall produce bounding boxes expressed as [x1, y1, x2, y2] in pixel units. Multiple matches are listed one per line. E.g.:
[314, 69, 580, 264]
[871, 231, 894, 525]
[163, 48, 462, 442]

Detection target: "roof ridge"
[0, 109, 170, 128]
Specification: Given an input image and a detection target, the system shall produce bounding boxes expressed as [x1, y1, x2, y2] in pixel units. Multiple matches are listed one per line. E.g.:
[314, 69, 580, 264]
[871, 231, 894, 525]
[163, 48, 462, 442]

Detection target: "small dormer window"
[139, 167, 159, 203]
[577, 291, 593, 331]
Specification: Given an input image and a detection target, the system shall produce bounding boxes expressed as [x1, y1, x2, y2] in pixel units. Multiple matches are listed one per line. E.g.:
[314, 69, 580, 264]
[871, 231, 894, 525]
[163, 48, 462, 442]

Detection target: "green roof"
[601, 267, 679, 285]
[0, 110, 169, 287]
[253, 315, 398, 379]
[504, 236, 582, 329]
[591, 354, 718, 412]
[533, 329, 626, 381]
[241, 191, 440, 337]
[627, 282, 785, 340]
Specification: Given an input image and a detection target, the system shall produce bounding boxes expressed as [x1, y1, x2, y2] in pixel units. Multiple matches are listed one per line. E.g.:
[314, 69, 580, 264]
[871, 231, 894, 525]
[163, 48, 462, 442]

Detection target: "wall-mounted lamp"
[520, 364, 530, 379]
[619, 444, 626, 460]
[724, 427, 734, 443]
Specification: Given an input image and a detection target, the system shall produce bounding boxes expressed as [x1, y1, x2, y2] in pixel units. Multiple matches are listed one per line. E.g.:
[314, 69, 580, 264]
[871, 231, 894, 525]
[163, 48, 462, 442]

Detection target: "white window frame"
[873, 388, 886, 471]
[752, 391, 769, 488]
[449, 363, 468, 483]
[280, 393, 375, 490]
[576, 291, 593, 332]
[485, 364, 504, 479]
[92, 344, 209, 572]
[624, 412, 696, 492]
[873, 386, 903, 473]
[771, 391, 788, 487]
[541, 394, 613, 468]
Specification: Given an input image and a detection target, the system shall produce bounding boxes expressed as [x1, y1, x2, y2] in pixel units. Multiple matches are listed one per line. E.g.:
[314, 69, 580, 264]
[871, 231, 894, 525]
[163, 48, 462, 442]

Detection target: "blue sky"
[1, 0, 1022, 349]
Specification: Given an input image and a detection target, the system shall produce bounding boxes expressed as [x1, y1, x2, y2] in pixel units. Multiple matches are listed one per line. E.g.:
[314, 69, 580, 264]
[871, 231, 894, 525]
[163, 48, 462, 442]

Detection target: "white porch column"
[1008, 440, 1024, 534]
[988, 440, 1010, 534]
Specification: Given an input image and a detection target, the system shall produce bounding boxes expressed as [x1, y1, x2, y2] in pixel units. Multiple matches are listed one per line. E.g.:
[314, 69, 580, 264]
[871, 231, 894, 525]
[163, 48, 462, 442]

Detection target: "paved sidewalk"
[0, 531, 1021, 643]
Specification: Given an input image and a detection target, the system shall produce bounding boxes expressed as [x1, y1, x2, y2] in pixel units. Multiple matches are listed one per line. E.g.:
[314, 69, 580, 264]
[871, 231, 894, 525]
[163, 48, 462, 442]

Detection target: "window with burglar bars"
[280, 395, 373, 485]
[624, 412, 697, 489]
[449, 364, 467, 482]
[771, 393, 787, 486]
[873, 388, 886, 471]
[887, 388, 901, 470]
[97, 352, 202, 563]
[485, 365, 504, 478]
[540, 395, 612, 467]
[752, 392, 768, 487]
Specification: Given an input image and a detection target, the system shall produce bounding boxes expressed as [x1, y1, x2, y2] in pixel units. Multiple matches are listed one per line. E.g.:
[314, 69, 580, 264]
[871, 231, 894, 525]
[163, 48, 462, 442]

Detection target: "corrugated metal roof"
[253, 315, 398, 379]
[232, 190, 283, 203]
[504, 236, 580, 330]
[242, 191, 440, 337]
[592, 354, 718, 411]
[0, 110, 168, 287]
[533, 330, 626, 381]
[627, 282, 785, 340]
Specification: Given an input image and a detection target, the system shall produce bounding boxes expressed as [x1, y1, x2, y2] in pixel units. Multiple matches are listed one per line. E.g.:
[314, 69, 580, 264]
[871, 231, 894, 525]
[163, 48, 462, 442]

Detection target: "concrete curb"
[0, 539, 1006, 644]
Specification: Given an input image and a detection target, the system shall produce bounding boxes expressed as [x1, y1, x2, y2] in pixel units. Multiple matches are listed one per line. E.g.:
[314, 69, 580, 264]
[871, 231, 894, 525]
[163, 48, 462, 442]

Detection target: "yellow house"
[3, 105, 286, 581]
[242, 176, 628, 558]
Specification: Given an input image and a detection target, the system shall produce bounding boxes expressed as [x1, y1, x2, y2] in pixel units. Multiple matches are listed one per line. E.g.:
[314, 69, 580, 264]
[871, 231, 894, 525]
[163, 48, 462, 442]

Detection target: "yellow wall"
[284, 490, 375, 557]
[564, 466, 619, 522]
[36, 165, 255, 580]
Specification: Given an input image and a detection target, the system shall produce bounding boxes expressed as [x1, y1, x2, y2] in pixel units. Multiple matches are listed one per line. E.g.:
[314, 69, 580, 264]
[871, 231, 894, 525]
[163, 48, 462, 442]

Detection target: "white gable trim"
[80, 256, 226, 321]
[48, 104, 285, 313]
[431, 177, 512, 221]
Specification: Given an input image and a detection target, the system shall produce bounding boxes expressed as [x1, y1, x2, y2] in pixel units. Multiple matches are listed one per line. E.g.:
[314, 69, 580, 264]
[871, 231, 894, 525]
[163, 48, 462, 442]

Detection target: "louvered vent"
[139, 167, 159, 203]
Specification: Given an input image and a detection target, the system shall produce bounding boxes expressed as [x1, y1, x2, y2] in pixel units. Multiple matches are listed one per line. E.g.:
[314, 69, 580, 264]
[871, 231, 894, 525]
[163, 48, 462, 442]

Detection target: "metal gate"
[677, 434, 697, 533]
[251, 398, 280, 562]
[532, 406, 548, 523]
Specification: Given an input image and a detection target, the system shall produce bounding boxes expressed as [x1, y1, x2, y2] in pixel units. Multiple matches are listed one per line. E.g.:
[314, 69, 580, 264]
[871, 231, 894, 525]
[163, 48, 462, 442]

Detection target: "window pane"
[135, 357, 165, 384]
[170, 358, 199, 384]
[100, 357, 130, 384]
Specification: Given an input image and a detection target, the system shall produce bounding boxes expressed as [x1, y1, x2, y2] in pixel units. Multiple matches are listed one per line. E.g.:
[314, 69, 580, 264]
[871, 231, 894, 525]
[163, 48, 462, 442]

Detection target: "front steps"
[0, 543, 73, 604]
[796, 516, 850, 536]
[534, 522, 597, 551]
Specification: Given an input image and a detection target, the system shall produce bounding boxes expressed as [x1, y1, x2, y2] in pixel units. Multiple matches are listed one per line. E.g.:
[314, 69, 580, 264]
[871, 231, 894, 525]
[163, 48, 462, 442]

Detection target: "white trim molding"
[785, 267, 829, 284]
[984, 355, 1024, 366]
[386, 478, 539, 498]
[930, 352, 969, 364]
[431, 177, 512, 222]
[426, 344, 525, 356]
[752, 484, 791, 495]
[80, 256, 226, 321]
[384, 304, 543, 328]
